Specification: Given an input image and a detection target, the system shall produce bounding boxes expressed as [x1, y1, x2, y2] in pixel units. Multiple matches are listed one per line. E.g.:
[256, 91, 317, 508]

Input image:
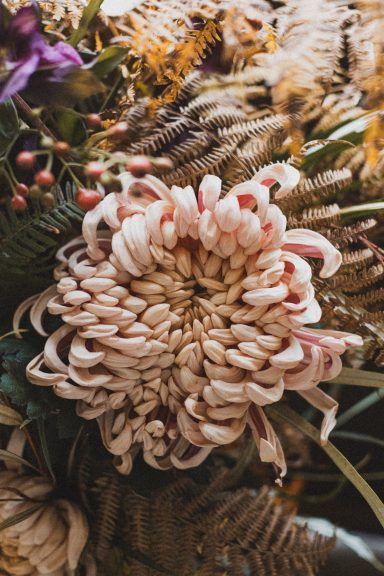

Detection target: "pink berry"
[11, 195, 28, 211]
[127, 156, 153, 178]
[34, 170, 55, 188]
[75, 188, 101, 211]
[16, 151, 36, 169]
[86, 114, 102, 129]
[15, 183, 29, 197]
[54, 141, 70, 156]
[108, 122, 129, 139]
[86, 162, 105, 181]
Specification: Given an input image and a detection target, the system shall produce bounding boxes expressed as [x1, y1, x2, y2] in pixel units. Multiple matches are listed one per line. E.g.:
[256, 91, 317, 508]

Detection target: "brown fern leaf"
[163, 143, 237, 188]
[313, 88, 365, 135]
[341, 248, 375, 270]
[287, 204, 341, 231]
[91, 471, 122, 563]
[316, 285, 384, 367]
[348, 286, 384, 307]
[121, 475, 335, 576]
[219, 114, 289, 145]
[327, 263, 384, 292]
[112, 0, 273, 106]
[324, 218, 377, 248]
[119, 84, 290, 189]
[276, 168, 352, 210]
[226, 132, 290, 187]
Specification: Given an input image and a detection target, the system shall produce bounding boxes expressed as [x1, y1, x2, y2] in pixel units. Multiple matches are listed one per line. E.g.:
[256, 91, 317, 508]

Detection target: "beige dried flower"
[19, 165, 362, 480]
[0, 469, 89, 575]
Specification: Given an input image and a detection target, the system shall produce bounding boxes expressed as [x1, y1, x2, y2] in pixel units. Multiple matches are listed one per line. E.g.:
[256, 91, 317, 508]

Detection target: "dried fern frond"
[111, 0, 275, 105]
[121, 475, 335, 576]
[324, 218, 378, 247]
[91, 472, 122, 563]
[0, 185, 84, 314]
[340, 247, 375, 270]
[252, 0, 357, 120]
[120, 71, 290, 187]
[347, 1, 384, 105]
[327, 263, 384, 292]
[287, 204, 341, 230]
[276, 168, 353, 210]
[317, 285, 384, 367]
[348, 286, 384, 307]
[3, 0, 86, 29]
[313, 87, 365, 135]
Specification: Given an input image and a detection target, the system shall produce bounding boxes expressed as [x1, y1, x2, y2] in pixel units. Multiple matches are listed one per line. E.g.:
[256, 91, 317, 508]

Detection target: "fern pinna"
[0, 185, 84, 317]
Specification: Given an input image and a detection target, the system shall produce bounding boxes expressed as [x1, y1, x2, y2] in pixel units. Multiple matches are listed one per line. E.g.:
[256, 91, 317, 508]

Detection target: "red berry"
[86, 161, 105, 181]
[54, 141, 70, 156]
[15, 183, 29, 197]
[16, 151, 36, 169]
[86, 114, 102, 129]
[127, 156, 153, 178]
[108, 122, 129, 139]
[11, 194, 28, 211]
[34, 170, 55, 188]
[75, 188, 101, 211]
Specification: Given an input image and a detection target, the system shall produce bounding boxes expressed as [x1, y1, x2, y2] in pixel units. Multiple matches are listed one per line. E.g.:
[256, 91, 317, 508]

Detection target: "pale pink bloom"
[0, 470, 89, 576]
[17, 165, 362, 480]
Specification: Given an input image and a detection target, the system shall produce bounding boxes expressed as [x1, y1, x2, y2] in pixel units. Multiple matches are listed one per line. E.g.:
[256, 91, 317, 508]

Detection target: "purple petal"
[0, 53, 40, 102]
[39, 42, 83, 68]
[9, 6, 39, 38]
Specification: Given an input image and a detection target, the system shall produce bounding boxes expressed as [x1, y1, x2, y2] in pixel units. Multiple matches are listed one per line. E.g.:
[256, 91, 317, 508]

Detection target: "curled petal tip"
[284, 229, 342, 278]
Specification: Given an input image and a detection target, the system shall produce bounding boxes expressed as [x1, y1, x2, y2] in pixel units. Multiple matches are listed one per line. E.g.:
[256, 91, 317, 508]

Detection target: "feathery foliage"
[0, 185, 84, 314]
[117, 474, 335, 576]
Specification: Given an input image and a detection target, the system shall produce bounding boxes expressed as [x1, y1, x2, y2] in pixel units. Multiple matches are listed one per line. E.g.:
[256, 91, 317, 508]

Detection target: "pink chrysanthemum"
[0, 471, 89, 576]
[19, 165, 362, 479]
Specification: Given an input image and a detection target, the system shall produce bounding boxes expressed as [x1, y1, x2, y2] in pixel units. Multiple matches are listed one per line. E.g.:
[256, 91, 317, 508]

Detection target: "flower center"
[126, 240, 282, 375]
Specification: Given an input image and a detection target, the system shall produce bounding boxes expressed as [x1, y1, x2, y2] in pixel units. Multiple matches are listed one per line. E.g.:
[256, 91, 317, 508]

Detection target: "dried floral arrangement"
[0, 1, 383, 575]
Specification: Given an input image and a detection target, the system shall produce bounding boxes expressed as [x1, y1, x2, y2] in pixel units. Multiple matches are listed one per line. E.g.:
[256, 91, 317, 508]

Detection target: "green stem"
[331, 430, 384, 449]
[335, 388, 384, 429]
[266, 403, 384, 529]
[331, 367, 384, 388]
[12, 94, 56, 140]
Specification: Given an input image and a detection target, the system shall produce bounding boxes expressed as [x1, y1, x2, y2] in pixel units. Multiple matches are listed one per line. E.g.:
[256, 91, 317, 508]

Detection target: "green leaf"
[331, 430, 384, 449]
[335, 388, 384, 429]
[340, 201, 384, 219]
[68, 0, 104, 47]
[0, 449, 41, 474]
[37, 419, 56, 483]
[0, 404, 23, 426]
[0, 338, 62, 421]
[0, 504, 43, 533]
[331, 367, 384, 388]
[88, 46, 130, 79]
[0, 191, 84, 311]
[0, 99, 19, 156]
[26, 68, 105, 106]
[267, 403, 384, 529]
[54, 108, 87, 146]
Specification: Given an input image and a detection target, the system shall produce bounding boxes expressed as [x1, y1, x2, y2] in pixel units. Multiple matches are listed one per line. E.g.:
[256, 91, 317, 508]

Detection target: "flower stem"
[12, 94, 56, 140]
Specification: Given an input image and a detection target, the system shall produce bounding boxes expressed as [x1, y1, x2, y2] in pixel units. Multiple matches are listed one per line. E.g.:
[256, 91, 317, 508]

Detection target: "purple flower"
[0, 5, 82, 103]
